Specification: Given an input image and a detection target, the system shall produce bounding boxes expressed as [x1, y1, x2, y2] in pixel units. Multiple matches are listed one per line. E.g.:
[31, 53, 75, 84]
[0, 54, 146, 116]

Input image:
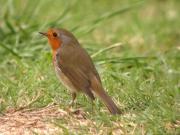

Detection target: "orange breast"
[48, 37, 61, 51]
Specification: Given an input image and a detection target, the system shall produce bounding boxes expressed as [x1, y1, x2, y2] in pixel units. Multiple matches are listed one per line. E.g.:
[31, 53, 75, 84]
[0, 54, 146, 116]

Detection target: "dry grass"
[0, 104, 124, 135]
[0, 104, 64, 134]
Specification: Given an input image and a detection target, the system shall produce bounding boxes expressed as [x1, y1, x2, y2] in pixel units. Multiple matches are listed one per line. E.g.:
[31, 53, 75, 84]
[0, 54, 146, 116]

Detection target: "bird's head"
[39, 28, 77, 52]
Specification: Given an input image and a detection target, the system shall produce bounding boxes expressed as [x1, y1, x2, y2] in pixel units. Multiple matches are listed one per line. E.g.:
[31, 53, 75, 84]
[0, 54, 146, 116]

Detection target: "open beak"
[39, 32, 48, 37]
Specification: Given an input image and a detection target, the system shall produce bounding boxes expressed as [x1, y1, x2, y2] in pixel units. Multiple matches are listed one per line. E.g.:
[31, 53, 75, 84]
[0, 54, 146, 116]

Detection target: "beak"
[39, 32, 48, 37]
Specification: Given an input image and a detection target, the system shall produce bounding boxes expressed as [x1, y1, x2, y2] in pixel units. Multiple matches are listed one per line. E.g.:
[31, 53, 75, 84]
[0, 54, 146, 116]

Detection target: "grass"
[0, 0, 179, 134]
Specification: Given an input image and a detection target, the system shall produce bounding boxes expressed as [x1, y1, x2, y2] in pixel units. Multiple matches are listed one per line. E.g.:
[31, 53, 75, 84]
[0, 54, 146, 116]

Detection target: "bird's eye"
[52, 32, 57, 37]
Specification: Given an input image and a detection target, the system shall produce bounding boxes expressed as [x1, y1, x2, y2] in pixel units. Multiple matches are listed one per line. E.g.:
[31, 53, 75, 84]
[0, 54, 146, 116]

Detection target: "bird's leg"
[91, 99, 94, 113]
[69, 93, 76, 107]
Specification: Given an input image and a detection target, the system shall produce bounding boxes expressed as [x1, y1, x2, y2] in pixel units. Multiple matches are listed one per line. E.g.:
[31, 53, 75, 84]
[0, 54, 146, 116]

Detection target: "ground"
[0, 0, 179, 134]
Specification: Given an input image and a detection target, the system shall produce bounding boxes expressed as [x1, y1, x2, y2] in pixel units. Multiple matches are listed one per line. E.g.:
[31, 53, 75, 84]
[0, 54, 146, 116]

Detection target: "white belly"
[54, 62, 77, 93]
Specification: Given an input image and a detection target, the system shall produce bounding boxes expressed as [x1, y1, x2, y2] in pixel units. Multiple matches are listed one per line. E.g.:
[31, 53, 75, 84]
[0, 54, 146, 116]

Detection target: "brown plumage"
[39, 28, 121, 114]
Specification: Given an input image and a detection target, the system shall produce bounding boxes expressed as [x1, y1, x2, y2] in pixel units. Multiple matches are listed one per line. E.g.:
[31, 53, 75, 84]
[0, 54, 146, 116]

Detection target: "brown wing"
[55, 42, 100, 100]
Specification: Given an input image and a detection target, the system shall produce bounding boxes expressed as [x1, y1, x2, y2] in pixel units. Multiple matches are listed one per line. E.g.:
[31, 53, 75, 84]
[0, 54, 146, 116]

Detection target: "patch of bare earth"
[0, 104, 123, 135]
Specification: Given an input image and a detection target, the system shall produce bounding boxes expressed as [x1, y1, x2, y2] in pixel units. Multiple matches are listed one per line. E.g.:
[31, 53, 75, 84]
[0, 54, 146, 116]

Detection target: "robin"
[39, 28, 121, 114]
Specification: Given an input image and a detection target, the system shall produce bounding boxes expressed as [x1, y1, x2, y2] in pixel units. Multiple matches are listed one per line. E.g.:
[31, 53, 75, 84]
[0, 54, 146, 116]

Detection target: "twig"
[91, 42, 123, 58]
[131, 124, 137, 135]
[15, 92, 42, 111]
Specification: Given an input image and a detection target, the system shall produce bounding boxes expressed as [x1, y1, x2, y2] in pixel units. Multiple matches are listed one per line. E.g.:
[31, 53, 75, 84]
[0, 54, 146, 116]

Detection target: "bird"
[39, 28, 121, 114]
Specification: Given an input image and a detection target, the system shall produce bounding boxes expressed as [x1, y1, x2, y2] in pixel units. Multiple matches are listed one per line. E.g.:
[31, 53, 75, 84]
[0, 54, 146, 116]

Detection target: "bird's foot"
[69, 100, 75, 107]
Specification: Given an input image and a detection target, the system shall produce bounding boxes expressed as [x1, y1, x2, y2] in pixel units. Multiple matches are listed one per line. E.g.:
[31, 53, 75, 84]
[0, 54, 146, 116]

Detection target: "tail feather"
[91, 76, 121, 114]
[96, 87, 121, 114]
